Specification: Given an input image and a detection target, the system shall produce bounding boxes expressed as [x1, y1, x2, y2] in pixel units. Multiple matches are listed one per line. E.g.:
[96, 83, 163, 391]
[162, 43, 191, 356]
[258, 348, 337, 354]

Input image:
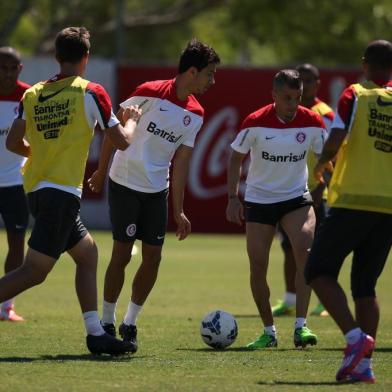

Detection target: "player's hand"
[226, 197, 244, 226]
[87, 170, 105, 193]
[314, 160, 334, 185]
[174, 212, 191, 241]
[123, 105, 142, 124]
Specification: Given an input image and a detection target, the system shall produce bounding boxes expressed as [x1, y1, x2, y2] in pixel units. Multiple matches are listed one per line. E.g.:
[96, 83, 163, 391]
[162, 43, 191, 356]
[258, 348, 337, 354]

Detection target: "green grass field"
[0, 230, 391, 391]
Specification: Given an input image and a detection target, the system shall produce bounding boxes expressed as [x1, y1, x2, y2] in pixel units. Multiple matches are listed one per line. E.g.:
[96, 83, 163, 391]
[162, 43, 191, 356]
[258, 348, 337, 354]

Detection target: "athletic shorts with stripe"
[108, 178, 168, 246]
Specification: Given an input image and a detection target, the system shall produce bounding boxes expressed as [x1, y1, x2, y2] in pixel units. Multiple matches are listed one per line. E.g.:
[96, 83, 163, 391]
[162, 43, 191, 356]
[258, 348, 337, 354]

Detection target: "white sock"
[295, 318, 306, 329]
[123, 300, 142, 326]
[354, 357, 372, 372]
[102, 300, 117, 325]
[345, 327, 362, 345]
[1, 299, 13, 311]
[284, 292, 296, 306]
[264, 325, 277, 337]
[83, 311, 105, 336]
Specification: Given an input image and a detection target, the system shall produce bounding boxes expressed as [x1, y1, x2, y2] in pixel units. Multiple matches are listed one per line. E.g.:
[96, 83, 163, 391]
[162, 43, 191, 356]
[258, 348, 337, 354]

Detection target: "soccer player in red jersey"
[88, 39, 220, 351]
[227, 70, 327, 349]
[0, 47, 30, 322]
[272, 64, 334, 318]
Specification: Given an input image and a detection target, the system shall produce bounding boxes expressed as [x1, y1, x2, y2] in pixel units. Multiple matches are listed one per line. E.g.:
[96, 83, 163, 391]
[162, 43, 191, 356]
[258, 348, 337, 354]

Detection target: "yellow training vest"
[22, 76, 93, 193]
[308, 100, 334, 195]
[328, 81, 392, 214]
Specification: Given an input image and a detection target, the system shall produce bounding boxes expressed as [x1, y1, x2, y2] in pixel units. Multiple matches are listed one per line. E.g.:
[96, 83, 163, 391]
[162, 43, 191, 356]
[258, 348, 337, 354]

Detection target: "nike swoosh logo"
[376, 96, 392, 107]
[157, 235, 165, 239]
[265, 136, 275, 140]
[38, 87, 67, 103]
[159, 108, 169, 111]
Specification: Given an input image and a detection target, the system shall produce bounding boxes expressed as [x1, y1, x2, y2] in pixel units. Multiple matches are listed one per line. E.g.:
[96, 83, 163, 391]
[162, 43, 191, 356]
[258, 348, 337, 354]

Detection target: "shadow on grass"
[0, 354, 141, 363]
[319, 346, 392, 353]
[176, 347, 293, 353]
[258, 380, 349, 386]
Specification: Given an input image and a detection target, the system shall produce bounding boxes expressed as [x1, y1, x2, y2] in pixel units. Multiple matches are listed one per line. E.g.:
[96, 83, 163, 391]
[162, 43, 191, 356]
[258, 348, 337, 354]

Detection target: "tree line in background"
[1, 0, 392, 67]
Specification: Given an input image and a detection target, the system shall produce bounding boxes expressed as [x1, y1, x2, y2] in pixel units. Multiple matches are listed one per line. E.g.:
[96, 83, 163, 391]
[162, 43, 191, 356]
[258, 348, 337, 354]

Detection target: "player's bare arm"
[226, 149, 245, 226]
[6, 118, 30, 157]
[172, 144, 193, 241]
[314, 127, 346, 184]
[88, 134, 116, 193]
[106, 105, 141, 151]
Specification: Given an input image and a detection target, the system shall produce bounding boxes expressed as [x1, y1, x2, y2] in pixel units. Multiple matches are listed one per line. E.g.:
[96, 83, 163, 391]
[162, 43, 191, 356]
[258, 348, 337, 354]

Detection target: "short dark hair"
[363, 40, 392, 71]
[178, 38, 220, 74]
[296, 63, 320, 80]
[273, 69, 303, 90]
[55, 26, 90, 64]
[0, 46, 21, 63]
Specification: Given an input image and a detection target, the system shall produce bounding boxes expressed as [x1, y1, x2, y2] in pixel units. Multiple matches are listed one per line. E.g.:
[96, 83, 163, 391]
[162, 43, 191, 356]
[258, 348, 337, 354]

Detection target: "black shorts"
[27, 188, 88, 259]
[109, 178, 168, 246]
[279, 198, 326, 250]
[305, 208, 392, 299]
[0, 185, 29, 233]
[245, 193, 313, 227]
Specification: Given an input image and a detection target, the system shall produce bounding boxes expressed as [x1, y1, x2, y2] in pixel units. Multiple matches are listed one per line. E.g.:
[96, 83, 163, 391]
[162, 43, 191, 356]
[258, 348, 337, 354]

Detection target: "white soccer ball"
[200, 310, 238, 349]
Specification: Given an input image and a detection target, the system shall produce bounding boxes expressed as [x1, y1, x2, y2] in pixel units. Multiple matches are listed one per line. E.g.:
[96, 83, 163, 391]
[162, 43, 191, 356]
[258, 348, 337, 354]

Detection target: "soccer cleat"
[86, 332, 137, 356]
[246, 332, 277, 349]
[101, 322, 116, 337]
[335, 333, 375, 382]
[0, 306, 24, 322]
[310, 303, 329, 317]
[119, 323, 138, 353]
[294, 326, 317, 348]
[271, 300, 295, 316]
[347, 366, 376, 384]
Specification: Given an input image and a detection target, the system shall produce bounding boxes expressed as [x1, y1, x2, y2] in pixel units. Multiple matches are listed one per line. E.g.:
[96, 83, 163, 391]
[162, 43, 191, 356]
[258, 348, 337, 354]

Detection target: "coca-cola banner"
[117, 66, 362, 233]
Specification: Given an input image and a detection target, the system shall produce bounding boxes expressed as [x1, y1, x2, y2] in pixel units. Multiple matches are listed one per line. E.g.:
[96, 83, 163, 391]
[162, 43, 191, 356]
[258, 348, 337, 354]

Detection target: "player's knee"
[142, 252, 161, 268]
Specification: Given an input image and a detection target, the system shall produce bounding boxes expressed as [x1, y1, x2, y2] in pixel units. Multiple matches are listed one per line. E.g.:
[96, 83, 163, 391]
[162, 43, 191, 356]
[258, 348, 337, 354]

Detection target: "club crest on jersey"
[183, 115, 191, 126]
[126, 224, 136, 237]
[296, 132, 306, 143]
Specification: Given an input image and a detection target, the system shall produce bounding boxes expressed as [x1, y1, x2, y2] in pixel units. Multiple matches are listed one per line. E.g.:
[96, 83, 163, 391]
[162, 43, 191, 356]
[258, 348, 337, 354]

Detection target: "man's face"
[299, 70, 319, 102]
[191, 63, 217, 95]
[272, 85, 302, 121]
[0, 56, 22, 92]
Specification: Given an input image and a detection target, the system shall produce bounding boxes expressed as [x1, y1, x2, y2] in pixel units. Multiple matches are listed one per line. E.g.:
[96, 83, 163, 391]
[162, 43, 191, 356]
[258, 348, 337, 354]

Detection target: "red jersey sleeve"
[336, 86, 356, 129]
[86, 82, 113, 128]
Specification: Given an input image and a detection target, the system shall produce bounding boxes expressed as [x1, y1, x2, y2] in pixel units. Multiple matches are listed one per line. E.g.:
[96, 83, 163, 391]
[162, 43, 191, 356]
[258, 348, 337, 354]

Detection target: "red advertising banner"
[115, 66, 362, 233]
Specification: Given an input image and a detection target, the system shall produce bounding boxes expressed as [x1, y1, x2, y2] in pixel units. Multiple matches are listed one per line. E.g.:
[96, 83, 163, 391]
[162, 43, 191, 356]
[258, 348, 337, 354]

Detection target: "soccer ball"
[200, 310, 238, 349]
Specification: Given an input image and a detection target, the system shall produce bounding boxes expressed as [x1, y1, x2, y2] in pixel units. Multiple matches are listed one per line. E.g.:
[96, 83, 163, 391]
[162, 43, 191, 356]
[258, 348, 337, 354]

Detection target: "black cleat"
[101, 322, 116, 337]
[86, 333, 137, 355]
[119, 323, 138, 353]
